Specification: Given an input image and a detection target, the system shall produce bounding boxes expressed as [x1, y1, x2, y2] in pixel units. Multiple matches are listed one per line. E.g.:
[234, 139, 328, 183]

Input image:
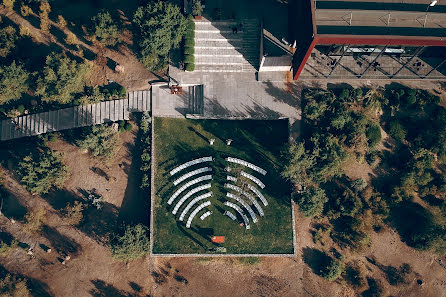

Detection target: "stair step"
[194, 48, 243, 56]
[195, 40, 243, 48]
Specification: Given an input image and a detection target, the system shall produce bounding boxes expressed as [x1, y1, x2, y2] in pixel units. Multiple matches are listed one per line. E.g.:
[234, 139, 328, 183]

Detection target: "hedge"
[185, 63, 195, 71]
[184, 54, 194, 64]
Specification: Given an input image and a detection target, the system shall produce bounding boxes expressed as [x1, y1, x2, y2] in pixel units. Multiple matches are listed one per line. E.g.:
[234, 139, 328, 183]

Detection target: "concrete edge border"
[149, 114, 297, 257]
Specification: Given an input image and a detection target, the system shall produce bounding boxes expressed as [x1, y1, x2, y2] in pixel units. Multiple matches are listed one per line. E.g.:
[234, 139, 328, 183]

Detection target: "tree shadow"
[0, 265, 55, 297]
[89, 279, 136, 297]
[301, 247, 332, 277]
[0, 189, 27, 221]
[80, 201, 120, 245]
[42, 225, 81, 257]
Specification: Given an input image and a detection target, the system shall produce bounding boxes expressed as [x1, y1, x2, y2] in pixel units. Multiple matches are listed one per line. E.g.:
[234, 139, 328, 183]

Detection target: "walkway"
[0, 90, 150, 141]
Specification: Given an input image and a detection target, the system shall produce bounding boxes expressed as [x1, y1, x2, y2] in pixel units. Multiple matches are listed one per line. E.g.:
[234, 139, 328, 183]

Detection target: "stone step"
[194, 48, 244, 56]
[195, 31, 244, 40]
[195, 39, 243, 48]
[194, 55, 246, 64]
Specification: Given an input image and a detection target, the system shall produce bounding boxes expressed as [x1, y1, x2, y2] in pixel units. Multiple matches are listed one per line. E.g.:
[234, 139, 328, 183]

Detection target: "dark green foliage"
[16, 104, 25, 113]
[184, 54, 194, 64]
[140, 112, 151, 190]
[184, 37, 194, 48]
[339, 88, 350, 101]
[77, 124, 119, 160]
[36, 53, 89, 104]
[191, 0, 203, 16]
[297, 186, 327, 217]
[0, 25, 17, 58]
[321, 257, 344, 281]
[124, 122, 133, 131]
[366, 124, 381, 147]
[185, 63, 195, 71]
[92, 11, 119, 46]
[18, 149, 70, 195]
[0, 61, 30, 104]
[282, 142, 315, 187]
[388, 120, 407, 141]
[184, 46, 194, 55]
[110, 224, 150, 261]
[133, 2, 187, 70]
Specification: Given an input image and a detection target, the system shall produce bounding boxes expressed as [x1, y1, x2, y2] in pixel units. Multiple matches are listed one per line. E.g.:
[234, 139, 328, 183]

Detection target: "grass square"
[152, 118, 294, 254]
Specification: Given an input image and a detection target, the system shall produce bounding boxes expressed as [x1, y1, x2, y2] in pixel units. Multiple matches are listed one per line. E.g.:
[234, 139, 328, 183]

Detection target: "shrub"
[57, 15, 67, 28]
[389, 120, 407, 141]
[184, 37, 194, 48]
[63, 201, 84, 226]
[2, 0, 15, 10]
[77, 124, 119, 160]
[238, 257, 260, 265]
[92, 11, 119, 46]
[184, 54, 194, 64]
[0, 238, 18, 255]
[366, 124, 381, 147]
[192, 0, 203, 16]
[18, 150, 69, 195]
[0, 26, 17, 58]
[0, 61, 29, 104]
[65, 32, 78, 45]
[184, 46, 194, 55]
[339, 88, 350, 101]
[16, 105, 25, 113]
[39, 1, 51, 33]
[297, 186, 327, 217]
[23, 208, 46, 234]
[0, 274, 31, 296]
[185, 63, 195, 71]
[20, 4, 32, 16]
[48, 133, 58, 142]
[110, 224, 150, 261]
[320, 256, 344, 281]
[124, 122, 133, 131]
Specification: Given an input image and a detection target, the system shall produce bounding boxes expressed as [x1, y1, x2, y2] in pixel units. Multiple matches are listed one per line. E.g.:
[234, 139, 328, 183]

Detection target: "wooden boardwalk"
[0, 90, 150, 141]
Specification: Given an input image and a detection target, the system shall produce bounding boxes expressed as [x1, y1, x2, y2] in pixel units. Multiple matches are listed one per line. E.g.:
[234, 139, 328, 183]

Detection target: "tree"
[92, 11, 119, 46]
[191, 0, 203, 16]
[297, 186, 327, 217]
[18, 150, 70, 195]
[36, 53, 89, 104]
[320, 257, 344, 281]
[63, 201, 84, 226]
[77, 124, 119, 160]
[389, 120, 407, 142]
[366, 123, 381, 147]
[0, 61, 30, 104]
[23, 208, 46, 234]
[2, 0, 15, 10]
[282, 142, 315, 187]
[0, 26, 17, 57]
[133, 2, 187, 70]
[110, 224, 150, 261]
[39, 1, 51, 33]
[0, 274, 31, 297]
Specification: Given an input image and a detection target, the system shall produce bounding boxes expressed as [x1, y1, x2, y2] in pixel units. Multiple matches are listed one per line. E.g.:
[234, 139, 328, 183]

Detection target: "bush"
[110, 224, 150, 261]
[192, 0, 203, 16]
[185, 63, 195, 71]
[184, 37, 195, 48]
[0, 274, 31, 296]
[57, 15, 67, 28]
[297, 186, 327, 217]
[48, 133, 58, 142]
[339, 88, 350, 101]
[23, 208, 46, 234]
[2, 0, 15, 10]
[366, 124, 381, 147]
[16, 104, 25, 113]
[389, 120, 407, 141]
[0, 26, 17, 57]
[124, 122, 133, 131]
[77, 124, 120, 160]
[184, 54, 194, 64]
[92, 11, 119, 46]
[20, 4, 32, 16]
[18, 150, 69, 195]
[0, 61, 30, 104]
[184, 46, 194, 55]
[62, 201, 84, 226]
[320, 256, 344, 281]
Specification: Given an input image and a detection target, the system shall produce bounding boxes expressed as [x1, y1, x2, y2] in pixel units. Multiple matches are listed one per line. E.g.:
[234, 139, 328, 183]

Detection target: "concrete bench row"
[173, 167, 212, 186]
[241, 171, 265, 189]
[179, 192, 212, 221]
[167, 175, 212, 205]
[224, 201, 250, 230]
[172, 184, 211, 215]
[169, 157, 213, 176]
[224, 210, 237, 221]
[226, 157, 267, 175]
[225, 183, 264, 217]
[247, 184, 268, 206]
[186, 201, 211, 228]
[200, 211, 212, 220]
[226, 192, 258, 223]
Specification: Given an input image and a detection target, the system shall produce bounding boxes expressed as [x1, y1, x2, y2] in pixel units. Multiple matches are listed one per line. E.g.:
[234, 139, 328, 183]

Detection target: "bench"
[179, 192, 212, 221]
[224, 183, 264, 217]
[226, 157, 267, 175]
[226, 192, 258, 223]
[167, 175, 212, 205]
[223, 201, 250, 230]
[169, 156, 213, 176]
[186, 201, 211, 228]
[241, 171, 265, 189]
[174, 167, 212, 186]
[200, 211, 212, 220]
[172, 184, 211, 215]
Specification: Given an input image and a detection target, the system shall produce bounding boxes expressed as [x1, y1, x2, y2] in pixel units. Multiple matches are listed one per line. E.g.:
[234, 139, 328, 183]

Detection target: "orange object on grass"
[211, 236, 225, 243]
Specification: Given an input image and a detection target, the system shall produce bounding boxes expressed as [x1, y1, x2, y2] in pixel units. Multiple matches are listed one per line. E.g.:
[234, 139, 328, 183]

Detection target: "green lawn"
[152, 118, 294, 254]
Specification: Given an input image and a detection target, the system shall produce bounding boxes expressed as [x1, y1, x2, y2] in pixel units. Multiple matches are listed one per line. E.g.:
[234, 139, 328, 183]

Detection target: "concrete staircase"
[194, 19, 260, 72]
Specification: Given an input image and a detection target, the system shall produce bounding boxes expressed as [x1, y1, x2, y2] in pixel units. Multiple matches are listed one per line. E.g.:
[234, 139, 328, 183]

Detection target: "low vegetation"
[183, 15, 195, 71]
[110, 224, 150, 261]
[18, 149, 70, 195]
[91, 11, 119, 46]
[0, 273, 31, 297]
[139, 112, 151, 190]
[77, 124, 120, 161]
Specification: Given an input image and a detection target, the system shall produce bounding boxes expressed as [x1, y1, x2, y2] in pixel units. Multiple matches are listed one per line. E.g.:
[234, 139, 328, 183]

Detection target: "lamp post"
[423, 0, 438, 28]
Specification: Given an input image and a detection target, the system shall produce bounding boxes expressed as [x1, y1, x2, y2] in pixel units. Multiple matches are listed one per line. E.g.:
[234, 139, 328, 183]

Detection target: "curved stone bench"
[174, 167, 212, 186]
[170, 157, 213, 176]
[241, 171, 265, 189]
[200, 211, 212, 220]
[186, 201, 211, 228]
[172, 184, 211, 215]
[179, 192, 212, 221]
[224, 210, 237, 221]
[247, 184, 268, 206]
[224, 183, 264, 216]
[223, 201, 250, 230]
[226, 192, 258, 223]
[226, 175, 237, 182]
[226, 157, 267, 175]
[168, 175, 212, 205]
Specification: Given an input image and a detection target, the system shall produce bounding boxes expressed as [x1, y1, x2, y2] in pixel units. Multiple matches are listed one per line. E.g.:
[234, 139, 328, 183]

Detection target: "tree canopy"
[92, 11, 119, 46]
[0, 61, 30, 104]
[133, 2, 187, 70]
[0, 26, 17, 58]
[36, 53, 89, 104]
[110, 224, 150, 261]
[76, 124, 119, 160]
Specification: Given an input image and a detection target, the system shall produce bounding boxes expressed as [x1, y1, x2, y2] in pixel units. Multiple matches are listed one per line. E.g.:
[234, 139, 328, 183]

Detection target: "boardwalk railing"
[0, 90, 150, 141]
